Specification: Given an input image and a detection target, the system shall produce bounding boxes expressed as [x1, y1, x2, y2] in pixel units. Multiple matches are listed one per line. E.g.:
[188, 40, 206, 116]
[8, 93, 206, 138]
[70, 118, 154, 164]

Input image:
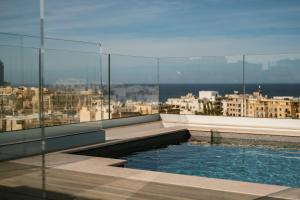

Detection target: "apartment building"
[222, 91, 245, 117]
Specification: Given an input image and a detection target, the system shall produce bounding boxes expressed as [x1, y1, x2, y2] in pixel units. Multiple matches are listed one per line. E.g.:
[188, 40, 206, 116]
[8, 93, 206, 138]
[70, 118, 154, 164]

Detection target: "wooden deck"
[1, 161, 300, 200]
[0, 162, 261, 200]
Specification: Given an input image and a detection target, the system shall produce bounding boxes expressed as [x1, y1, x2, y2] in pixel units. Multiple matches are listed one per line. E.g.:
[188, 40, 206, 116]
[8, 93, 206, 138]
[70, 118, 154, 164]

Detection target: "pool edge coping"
[52, 153, 293, 199]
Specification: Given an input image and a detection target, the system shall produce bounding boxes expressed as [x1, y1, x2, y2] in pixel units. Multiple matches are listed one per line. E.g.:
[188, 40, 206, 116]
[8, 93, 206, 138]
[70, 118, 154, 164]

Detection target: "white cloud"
[1, 0, 300, 58]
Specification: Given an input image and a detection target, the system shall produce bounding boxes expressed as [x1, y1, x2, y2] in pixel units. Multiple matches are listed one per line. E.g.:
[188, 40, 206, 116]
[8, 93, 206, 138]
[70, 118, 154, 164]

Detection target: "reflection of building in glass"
[110, 85, 159, 119]
[0, 59, 4, 85]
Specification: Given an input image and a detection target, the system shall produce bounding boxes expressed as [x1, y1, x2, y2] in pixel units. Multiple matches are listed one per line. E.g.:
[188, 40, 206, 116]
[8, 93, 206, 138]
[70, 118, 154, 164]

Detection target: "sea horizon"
[159, 83, 300, 102]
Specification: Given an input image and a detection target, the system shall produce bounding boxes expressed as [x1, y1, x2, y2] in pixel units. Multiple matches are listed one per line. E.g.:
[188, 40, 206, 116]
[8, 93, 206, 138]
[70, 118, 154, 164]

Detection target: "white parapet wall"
[160, 114, 300, 132]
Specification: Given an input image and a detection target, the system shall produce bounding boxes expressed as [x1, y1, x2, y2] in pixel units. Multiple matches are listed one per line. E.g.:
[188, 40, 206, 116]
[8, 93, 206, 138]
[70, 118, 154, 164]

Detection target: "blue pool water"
[121, 143, 300, 187]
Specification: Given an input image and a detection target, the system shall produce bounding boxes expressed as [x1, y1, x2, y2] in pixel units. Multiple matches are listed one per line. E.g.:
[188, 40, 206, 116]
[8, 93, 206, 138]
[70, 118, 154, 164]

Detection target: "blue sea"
[159, 83, 300, 102]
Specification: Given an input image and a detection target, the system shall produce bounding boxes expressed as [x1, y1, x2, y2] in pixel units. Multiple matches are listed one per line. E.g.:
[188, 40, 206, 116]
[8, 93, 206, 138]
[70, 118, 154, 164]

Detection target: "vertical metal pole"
[242, 54, 246, 117]
[98, 43, 104, 121]
[21, 36, 24, 85]
[108, 54, 111, 120]
[157, 58, 160, 113]
[39, 0, 46, 199]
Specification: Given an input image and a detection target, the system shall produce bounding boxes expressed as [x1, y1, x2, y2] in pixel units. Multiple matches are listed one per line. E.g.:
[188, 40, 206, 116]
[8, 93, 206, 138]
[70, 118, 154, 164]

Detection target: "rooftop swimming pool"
[121, 143, 300, 187]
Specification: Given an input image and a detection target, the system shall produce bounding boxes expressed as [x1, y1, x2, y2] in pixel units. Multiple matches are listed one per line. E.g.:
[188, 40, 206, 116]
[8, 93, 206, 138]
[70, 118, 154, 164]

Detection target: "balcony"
[0, 32, 300, 200]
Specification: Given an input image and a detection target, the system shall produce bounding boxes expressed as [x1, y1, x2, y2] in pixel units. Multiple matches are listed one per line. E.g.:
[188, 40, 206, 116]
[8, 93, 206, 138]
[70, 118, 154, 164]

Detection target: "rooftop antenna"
[258, 85, 263, 96]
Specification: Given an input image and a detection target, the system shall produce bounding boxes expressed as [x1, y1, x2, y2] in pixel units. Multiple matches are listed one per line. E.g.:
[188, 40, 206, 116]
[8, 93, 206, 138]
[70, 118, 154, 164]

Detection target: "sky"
[1, 0, 300, 57]
[1, 0, 300, 85]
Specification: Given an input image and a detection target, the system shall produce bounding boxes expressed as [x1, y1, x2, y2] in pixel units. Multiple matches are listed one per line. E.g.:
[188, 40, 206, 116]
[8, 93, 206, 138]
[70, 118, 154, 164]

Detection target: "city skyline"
[1, 82, 299, 132]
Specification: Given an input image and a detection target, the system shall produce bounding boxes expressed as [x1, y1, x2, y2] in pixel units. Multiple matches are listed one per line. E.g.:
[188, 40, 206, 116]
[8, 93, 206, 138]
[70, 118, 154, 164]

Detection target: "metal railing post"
[39, 0, 46, 199]
[108, 54, 111, 120]
[157, 57, 160, 113]
[97, 43, 104, 121]
[242, 54, 246, 117]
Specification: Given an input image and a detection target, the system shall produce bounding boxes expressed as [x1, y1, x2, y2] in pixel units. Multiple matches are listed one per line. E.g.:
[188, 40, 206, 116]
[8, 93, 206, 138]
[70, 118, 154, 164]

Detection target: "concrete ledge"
[161, 114, 300, 131]
[190, 130, 300, 148]
[0, 122, 105, 161]
[69, 127, 189, 158]
[100, 114, 160, 129]
[160, 114, 300, 147]
[161, 114, 300, 139]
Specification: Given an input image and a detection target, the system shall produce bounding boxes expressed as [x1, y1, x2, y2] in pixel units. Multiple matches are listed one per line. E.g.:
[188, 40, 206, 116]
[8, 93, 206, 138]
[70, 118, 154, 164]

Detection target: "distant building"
[291, 100, 300, 119]
[199, 91, 219, 101]
[246, 87, 267, 118]
[0, 59, 4, 85]
[222, 91, 245, 117]
[79, 106, 91, 122]
[163, 91, 224, 115]
[245, 87, 300, 119]
[166, 93, 201, 114]
[134, 104, 157, 115]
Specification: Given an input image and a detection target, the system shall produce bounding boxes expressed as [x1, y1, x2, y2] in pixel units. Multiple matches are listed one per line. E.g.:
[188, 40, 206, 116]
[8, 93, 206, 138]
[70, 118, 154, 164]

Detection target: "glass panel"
[0, 0, 40, 36]
[0, 46, 40, 131]
[110, 54, 159, 119]
[0, 0, 43, 198]
[0, 33, 24, 47]
[159, 56, 243, 116]
[0, 44, 44, 198]
[101, 54, 110, 120]
[245, 54, 300, 119]
[44, 38, 99, 52]
[0, 33, 42, 50]
[44, 48, 102, 125]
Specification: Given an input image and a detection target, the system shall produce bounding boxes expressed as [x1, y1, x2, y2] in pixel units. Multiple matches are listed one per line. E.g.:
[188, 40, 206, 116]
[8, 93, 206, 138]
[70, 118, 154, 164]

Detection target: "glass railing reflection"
[1, 32, 300, 134]
[44, 48, 103, 126]
[0, 31, 107, 131]
[0, 2, 44, 198]
[0, 45, 40, 132]
[109, 54, 159, 119]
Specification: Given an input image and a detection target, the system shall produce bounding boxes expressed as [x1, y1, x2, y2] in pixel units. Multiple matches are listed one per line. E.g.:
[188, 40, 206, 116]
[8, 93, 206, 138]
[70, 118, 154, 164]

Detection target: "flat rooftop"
[1, 120, 300, 200]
